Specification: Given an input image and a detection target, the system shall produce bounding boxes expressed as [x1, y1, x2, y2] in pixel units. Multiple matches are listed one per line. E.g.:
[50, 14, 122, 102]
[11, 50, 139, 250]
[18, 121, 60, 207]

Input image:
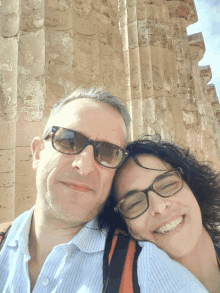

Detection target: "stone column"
[199, 65, 219, 165]
[0, 0, 19, 221]
[15, 0, 46, 217]
[188, 33, 210, 161]
[118, 0, 188, 142]
[208, 84, 220, 158]
[44, 0, 127, 119]
[165, 0, 204, 153]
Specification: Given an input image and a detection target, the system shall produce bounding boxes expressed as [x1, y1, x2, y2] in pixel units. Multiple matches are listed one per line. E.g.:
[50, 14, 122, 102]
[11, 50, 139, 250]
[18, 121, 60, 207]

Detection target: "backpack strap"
[214, 244, 220, 270]
[132, 242, 142, 293]
[0, 222, 12, 251]
[103, 229, 141, 293]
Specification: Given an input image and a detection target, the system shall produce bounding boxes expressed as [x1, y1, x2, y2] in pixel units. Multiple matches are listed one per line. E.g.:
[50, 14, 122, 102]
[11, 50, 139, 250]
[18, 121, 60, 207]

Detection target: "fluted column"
[119, 0, 187, 141]
[0, 0, 19, 221]
[15, 0, 46, 217]
[208, 84, 220, 157]
[187, 33, 210, 160]
[44, 0, 127, 118]
[199, 66, 219, 165]
[165, 1, 205, 154]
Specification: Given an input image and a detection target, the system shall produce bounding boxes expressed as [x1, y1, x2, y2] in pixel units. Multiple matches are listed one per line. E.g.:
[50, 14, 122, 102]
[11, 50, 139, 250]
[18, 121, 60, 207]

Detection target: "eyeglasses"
[114, 168, 183, 219]
[43, 126, 128, 169]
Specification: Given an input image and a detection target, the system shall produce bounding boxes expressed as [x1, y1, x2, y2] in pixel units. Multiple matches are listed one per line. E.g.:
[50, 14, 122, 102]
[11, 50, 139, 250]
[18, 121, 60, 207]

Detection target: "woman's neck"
[175, 230, 220, 293]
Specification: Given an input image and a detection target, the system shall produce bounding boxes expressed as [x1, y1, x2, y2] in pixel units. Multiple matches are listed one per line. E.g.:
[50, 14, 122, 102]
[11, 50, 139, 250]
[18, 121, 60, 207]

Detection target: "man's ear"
[31, 137, 44, 170]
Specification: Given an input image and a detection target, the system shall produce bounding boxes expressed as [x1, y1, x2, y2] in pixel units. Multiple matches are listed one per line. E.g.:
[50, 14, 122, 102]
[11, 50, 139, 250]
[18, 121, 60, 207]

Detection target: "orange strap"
[108, 230, 136, 293]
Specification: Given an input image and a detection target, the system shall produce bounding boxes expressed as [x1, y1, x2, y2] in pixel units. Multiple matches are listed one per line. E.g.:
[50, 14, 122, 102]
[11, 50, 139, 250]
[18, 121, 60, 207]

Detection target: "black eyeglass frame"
[43, 126, 129, 169]
[114, 167, 184, 219]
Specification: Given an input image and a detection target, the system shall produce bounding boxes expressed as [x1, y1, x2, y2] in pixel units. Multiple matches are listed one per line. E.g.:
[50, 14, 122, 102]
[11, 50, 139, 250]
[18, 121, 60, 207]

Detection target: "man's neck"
[29, 207, 86, 255]
[28, 207, 87, 291]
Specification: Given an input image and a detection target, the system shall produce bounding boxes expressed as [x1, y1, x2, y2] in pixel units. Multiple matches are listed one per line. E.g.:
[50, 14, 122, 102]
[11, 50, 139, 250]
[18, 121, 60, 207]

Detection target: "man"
[0, 87, 208, 292]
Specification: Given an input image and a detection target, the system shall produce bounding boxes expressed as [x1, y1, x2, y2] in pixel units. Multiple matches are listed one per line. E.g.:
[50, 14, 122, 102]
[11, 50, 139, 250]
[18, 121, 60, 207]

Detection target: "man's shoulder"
[0, 209, 31, 230]
[0, 222, 12, 233]
[0, 207, 34, 246]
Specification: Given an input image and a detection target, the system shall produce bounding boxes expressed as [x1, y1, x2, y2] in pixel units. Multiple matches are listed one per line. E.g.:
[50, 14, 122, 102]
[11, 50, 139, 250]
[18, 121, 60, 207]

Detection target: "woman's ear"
[31, 137, 44, 170]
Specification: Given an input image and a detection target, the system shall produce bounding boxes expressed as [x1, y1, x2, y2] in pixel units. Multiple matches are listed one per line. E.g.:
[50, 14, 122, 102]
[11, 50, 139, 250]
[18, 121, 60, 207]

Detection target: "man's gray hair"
[49, 86, 131, 139]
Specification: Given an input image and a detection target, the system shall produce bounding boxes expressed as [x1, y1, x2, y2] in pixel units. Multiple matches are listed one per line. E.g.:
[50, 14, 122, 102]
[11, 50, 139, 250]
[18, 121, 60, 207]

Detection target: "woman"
[112, 136, 220, 293]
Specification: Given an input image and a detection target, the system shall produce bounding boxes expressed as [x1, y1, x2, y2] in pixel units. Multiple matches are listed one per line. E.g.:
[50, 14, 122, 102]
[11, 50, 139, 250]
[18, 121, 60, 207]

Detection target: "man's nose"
[71, 145, 95, 175]
[148, 190, 171, 217]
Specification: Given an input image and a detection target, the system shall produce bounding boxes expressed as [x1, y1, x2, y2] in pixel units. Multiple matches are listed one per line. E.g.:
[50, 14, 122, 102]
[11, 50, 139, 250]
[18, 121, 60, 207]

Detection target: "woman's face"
[115, 154, 206, 259]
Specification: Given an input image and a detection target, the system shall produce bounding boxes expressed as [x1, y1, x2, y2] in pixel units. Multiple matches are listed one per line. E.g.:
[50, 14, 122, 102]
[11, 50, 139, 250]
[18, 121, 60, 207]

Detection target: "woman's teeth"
[155, 216, 183, 234]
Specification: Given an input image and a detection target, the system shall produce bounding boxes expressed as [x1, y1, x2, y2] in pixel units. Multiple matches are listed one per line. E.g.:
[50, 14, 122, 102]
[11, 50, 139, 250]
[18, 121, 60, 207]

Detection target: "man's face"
[32, 98, 127, 226]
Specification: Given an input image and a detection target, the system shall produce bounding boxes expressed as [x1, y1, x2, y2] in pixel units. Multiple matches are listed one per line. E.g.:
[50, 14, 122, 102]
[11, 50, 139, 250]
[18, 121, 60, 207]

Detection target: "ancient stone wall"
[0, 0, 219, 221]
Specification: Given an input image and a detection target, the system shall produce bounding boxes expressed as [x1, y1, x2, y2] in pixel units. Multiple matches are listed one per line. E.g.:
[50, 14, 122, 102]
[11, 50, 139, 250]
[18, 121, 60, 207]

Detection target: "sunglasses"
[115, 168, 183, 219]
[43, 126, 128, 169]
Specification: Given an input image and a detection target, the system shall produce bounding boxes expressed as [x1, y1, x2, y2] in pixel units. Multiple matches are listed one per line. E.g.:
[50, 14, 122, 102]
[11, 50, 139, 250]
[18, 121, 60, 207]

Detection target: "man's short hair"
[48, 87, 131, 140]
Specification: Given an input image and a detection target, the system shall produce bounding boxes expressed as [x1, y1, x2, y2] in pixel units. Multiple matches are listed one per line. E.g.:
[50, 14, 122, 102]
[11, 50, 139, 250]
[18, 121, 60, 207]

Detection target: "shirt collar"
[7, 206, 35, 255]
[69, 218, 107, 253]
[7, 207, 107, 255]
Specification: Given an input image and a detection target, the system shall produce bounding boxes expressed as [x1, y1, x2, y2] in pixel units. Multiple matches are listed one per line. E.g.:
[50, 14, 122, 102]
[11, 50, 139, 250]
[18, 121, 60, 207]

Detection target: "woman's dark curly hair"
[98, 135, 220, 243]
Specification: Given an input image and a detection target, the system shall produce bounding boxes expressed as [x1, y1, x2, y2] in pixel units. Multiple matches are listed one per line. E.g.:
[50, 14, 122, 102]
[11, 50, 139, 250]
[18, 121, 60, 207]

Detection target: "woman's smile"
[154, 215, 184, 234]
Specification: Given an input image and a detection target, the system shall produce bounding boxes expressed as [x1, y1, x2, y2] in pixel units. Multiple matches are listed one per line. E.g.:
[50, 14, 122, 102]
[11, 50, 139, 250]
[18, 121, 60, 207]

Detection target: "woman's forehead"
[115, 155, 170, 198]
[122, 154, 170, 173]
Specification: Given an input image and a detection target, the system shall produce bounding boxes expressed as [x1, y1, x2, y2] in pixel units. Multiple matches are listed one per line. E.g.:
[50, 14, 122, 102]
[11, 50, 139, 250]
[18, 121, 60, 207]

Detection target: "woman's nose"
[148, 190, 171, 216]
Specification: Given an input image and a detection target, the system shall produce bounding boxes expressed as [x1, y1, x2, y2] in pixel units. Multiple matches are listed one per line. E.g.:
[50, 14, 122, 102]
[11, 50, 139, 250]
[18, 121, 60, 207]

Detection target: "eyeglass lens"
[120, 170, 182, 219]
[52, 127, 126, 168]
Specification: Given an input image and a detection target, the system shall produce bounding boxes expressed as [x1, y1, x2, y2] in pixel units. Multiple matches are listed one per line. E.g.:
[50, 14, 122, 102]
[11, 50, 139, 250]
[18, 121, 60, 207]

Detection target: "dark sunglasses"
[43, 126, 128, 169]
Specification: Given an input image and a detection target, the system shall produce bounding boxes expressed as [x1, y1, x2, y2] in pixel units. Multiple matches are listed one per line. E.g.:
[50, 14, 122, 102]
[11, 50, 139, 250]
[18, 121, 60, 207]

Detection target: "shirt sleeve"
[137, 242, 209, 293]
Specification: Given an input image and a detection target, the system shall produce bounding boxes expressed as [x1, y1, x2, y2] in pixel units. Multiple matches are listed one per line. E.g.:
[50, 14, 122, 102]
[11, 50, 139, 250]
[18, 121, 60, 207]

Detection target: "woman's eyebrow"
[121, 171, 175, 199]
[123, 189, 140, 198]
[154, 171, 174, 182]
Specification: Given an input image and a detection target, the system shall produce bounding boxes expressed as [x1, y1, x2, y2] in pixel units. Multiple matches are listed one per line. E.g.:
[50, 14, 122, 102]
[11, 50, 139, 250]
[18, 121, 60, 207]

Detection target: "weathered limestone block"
[119, 0, 187, 141]
[188, 32, 205, 61]
[1, 0, 19, 37]
[187, 33, 210, 159]
[0, 0, 19, 221]
[166, 0, 198, 25]
[166, 3, 218, 162]
[0, 34, 18, 221]
[207, 84, 220, 158]
[45, 0, 126, 123]
[209, 84, 219, 112]
[13, 0, 46, 219]
[198, 65, 219, 164]
[199, 66, 213, 127]
[19, 0, 44, 31]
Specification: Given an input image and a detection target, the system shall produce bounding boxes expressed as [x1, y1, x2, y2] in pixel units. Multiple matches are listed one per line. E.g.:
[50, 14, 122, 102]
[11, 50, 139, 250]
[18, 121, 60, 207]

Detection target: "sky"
[187, 0, 220, 100]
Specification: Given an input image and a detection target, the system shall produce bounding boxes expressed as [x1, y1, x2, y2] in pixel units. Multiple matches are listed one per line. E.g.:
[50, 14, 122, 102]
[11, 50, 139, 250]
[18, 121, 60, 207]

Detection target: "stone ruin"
[0, 0, 219, 221]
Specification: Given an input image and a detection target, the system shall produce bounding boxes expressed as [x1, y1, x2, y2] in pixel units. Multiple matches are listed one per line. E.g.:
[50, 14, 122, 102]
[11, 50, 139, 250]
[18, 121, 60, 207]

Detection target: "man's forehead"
[44, 98, 127, 146]
[45, 99, 112, 130]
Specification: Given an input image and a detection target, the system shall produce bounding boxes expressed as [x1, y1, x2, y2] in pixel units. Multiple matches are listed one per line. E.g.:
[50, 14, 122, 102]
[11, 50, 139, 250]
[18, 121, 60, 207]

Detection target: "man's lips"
[60, 181, 92, 192]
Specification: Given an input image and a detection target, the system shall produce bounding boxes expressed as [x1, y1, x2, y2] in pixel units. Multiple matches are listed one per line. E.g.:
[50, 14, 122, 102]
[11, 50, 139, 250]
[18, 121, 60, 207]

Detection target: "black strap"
[132, 242, 142, 293]
[214, 244, 220, 270]
[103, 232, 130, 293]
[0, 226, 11, 252]
[103, 230, 115, 286]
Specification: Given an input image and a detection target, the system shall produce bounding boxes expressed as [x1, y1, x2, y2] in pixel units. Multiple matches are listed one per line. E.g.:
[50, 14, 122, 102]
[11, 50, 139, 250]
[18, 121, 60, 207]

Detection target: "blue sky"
[187, 0, 220, 100]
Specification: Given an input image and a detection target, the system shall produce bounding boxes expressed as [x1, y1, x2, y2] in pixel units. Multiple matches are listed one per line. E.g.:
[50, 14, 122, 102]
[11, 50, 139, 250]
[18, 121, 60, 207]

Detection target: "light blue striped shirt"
[0, 207, 208, 292]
